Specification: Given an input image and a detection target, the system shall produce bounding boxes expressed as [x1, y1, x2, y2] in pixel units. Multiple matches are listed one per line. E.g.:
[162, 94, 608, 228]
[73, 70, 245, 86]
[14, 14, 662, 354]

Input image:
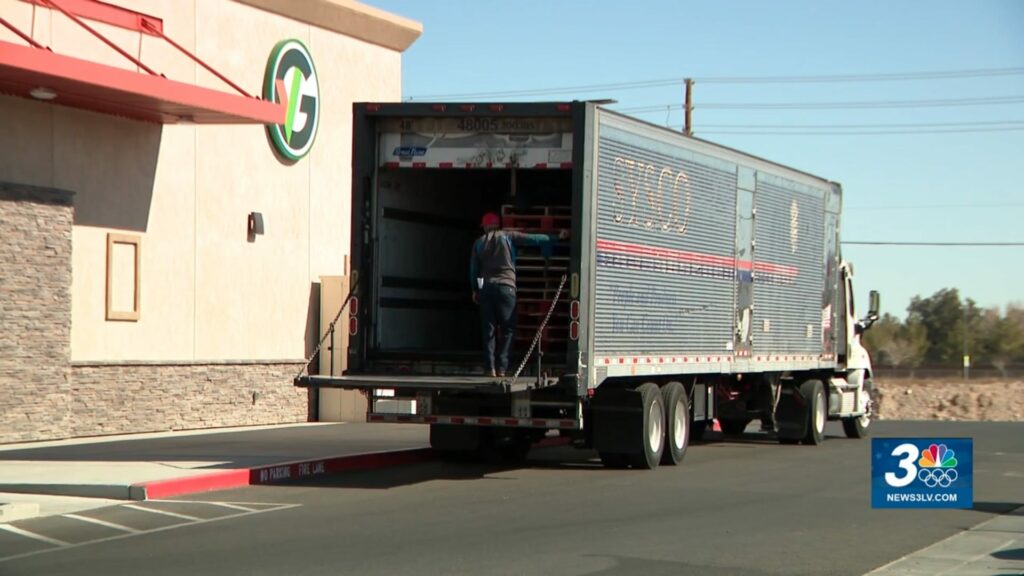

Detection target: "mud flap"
[430, 424, 482, 452]
[590, 388, 644, 454]
[775, 384, 807, 440]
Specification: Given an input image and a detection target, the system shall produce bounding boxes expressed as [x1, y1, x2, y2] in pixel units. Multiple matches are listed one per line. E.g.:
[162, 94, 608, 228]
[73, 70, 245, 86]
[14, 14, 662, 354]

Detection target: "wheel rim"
[672, 397, 687, 449]
[859, 380, 874, 428]
[814, 389, 826, 433]
[649, 401, 664, 453]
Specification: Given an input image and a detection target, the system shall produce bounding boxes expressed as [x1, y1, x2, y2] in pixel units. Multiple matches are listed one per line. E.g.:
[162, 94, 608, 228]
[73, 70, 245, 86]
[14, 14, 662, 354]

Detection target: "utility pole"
[962, 301, 970, 380]
[683, 78, 693, 137]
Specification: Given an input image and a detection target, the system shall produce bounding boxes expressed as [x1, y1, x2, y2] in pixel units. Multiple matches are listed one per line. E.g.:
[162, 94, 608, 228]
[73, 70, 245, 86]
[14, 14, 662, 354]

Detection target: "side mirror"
[868, 290, 880, 319]
[857, 290, 881, 333]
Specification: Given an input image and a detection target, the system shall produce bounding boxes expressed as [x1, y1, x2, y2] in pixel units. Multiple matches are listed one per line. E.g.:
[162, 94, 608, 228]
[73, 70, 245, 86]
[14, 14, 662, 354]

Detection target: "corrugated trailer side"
[585, 108, 842, 384]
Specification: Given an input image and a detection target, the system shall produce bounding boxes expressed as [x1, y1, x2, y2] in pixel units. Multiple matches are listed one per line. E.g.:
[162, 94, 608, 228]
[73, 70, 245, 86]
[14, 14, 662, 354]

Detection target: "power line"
[695, 68, 1024, 84]
[690, 126, 1024, 135]
[405, 67, 1024, 100]
[847, 202, 1024, 211]
[843, 241, 1024, 246]
[620, 95, 1024, 113]
[684, 120, 1024, 129]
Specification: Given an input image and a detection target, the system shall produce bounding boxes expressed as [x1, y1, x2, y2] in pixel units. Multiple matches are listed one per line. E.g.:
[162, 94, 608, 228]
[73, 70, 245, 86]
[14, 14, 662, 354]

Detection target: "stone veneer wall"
[2, 181, 311, 443]
[0, 182, 74, 443]
[69, 362, 311, 437]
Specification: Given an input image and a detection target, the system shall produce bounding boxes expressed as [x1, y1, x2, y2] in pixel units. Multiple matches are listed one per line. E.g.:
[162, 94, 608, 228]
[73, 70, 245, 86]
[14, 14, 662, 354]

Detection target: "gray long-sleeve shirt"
[470, 230, 556, 290]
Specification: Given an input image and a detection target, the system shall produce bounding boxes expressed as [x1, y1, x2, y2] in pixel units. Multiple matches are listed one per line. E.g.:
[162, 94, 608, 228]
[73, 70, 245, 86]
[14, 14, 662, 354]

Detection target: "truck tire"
[660, 382, 690, 465]
[801, 379, 826, 445]
[719, 418, 751, 436]
[842, 378, 874, 439]
[629, 383, 665, 469]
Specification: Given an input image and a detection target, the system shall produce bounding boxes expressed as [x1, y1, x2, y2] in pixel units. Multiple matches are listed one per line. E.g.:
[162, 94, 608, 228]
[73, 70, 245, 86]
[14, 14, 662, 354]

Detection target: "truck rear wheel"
[630, 383, 665, 469]
[801, 379, 826, 445]
[660, 382, 690, 465]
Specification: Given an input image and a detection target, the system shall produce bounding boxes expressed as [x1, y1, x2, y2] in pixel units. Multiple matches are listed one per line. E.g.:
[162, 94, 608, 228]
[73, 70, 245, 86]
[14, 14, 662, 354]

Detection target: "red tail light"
[349, 317, 358, 336]
[459, 104, 476, 112]
[570, 300, 580, 320]
[489, 104, 504, 112]
[570, 321, 579, 341]
[349, 297, 359, 316]
[365, 104, 381, 112]
[431, 104, 447, 112]
[556, 104, 571, 112]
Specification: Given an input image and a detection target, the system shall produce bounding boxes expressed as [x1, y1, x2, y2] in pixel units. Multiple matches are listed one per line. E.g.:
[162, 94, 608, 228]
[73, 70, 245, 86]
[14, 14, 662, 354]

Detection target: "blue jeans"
[480, 283, 516, 374]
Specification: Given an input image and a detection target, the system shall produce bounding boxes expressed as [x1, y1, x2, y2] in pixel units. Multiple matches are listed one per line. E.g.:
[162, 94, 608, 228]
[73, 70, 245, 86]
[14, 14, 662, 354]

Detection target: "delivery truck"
[295, 100, 880, 469]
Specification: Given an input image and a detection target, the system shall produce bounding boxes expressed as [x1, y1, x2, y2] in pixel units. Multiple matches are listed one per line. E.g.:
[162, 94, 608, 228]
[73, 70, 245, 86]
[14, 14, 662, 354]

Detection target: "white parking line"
[202, 502, 255, 512]
[123, 504, 199, 521]
[0, 502, 301, 565]
[0, 524, 69, 547]
[65, 513, 139, 533]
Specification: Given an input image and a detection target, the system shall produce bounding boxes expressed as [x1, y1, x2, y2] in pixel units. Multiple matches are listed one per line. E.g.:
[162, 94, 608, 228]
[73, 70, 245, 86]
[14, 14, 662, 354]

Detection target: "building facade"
[0, 0, 420, 443]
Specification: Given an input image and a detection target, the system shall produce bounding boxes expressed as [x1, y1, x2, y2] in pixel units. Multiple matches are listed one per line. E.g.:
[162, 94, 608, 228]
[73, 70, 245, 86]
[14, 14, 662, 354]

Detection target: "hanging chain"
[509, 273, 568, 387]
[294, 282, 358, 381]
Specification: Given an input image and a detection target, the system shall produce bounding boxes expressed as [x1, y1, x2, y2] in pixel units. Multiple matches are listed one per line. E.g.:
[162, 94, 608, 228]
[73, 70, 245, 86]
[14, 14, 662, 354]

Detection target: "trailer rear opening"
[366, 166, 573, 376]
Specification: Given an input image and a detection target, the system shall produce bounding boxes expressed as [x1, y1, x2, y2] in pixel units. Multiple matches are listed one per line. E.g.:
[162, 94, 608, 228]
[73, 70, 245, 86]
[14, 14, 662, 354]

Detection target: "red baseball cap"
[480, 212, 500, 228]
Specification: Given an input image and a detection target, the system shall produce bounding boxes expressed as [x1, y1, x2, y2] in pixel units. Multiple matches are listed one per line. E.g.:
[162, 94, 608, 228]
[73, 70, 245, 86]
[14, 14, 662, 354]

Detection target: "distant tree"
[889, 319, 928, 377]
[907, 288, 981, 365]
[863, 313, 927, 375]
[977, 306, 1024, 376]
[862, 313, 900, 366]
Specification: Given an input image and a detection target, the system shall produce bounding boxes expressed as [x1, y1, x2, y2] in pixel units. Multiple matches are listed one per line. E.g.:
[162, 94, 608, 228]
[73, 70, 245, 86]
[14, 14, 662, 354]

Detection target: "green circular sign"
[264, 39, 319, 161]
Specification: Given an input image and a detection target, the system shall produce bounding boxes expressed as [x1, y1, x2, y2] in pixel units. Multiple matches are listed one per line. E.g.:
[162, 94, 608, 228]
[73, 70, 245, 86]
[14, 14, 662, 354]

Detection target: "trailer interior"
[363, 166, 574, 378]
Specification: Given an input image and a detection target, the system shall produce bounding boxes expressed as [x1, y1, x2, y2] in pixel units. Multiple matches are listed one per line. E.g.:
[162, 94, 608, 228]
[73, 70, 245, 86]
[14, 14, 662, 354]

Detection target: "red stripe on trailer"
[478, 417, 492, 425]
[559, 420, 575, 428]
[424, 416, 438, 424]
[451, 417, 465, 424]
[560, 162, 573, 169]
[505, 419, 519, 426]
[438, 162, 453, 168]
[383, 162, 399, 169]
[412, 162, 426, 168]
[533, 163, 548, 169]
[532, 419, 546, 427]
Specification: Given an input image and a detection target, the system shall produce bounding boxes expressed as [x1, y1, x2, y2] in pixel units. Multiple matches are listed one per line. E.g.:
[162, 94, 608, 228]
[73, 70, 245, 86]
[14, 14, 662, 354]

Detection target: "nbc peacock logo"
[264, 39, 319, 162]
[916, 443, 959, 488]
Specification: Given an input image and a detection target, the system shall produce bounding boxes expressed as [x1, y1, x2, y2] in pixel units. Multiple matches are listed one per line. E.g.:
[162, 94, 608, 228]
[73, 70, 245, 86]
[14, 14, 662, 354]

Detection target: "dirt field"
[873, 378, 1024, 422]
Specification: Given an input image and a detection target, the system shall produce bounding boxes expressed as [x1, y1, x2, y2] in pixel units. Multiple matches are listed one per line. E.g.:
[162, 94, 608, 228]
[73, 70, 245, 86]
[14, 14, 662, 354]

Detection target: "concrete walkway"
[0, 422, 430, 515]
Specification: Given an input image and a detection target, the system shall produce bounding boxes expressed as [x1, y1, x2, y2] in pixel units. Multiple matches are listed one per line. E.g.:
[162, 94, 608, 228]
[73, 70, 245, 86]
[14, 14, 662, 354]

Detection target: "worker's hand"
[558, 229, 570, 240]
[472, 291, 479, 304]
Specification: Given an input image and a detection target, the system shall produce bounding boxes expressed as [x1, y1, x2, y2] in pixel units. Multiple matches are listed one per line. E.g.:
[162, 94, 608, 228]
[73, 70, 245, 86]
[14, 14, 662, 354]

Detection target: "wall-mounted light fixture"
[247, 211, 264, 242]
[29, 86, 57, 101]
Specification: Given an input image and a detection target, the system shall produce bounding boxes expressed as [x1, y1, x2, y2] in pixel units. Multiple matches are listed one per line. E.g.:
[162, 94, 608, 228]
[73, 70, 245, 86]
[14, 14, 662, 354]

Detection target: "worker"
[470, 212, 568, 378]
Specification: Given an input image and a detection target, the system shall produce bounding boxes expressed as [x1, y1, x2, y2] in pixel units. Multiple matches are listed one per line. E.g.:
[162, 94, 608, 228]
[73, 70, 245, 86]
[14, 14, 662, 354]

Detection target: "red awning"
[0, 40, 285, 125]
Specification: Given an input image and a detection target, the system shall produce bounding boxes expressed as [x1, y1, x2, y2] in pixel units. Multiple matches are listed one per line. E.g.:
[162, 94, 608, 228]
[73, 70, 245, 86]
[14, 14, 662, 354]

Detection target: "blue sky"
[372, 0, 1024, 317]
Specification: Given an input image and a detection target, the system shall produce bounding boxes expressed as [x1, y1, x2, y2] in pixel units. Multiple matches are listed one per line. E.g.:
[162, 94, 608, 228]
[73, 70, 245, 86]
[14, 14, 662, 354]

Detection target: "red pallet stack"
[501, 204, 571, 369]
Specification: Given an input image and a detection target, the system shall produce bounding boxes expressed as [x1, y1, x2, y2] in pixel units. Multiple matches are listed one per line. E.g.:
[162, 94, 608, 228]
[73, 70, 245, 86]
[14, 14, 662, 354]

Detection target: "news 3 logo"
[872, 438, 973, 509]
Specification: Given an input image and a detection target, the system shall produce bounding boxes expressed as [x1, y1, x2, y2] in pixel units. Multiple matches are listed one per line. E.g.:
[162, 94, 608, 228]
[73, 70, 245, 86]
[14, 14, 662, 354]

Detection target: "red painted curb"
[138, 469, 250, 500]
[132, 448, 435, 500]
[133, 435, 575, 500]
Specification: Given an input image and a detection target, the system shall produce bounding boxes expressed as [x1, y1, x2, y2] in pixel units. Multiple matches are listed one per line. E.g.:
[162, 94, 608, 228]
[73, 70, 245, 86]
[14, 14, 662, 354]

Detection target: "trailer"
[296, 101, 880, 469]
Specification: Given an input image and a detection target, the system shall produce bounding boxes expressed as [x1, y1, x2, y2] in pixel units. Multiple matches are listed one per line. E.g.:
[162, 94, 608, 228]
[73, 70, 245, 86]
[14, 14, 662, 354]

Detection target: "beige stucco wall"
[0, 0, 407, 362]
